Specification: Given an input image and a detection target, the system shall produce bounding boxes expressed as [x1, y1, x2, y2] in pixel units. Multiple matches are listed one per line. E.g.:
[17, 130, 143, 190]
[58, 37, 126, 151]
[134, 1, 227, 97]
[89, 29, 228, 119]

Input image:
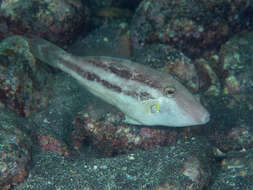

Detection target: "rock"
[36, 133, 72, 157]
[130, 0, 252, 57]
[214, 31, 253, 123]
[0, 0, 89, 45]
[220, 31, 253, 96]
[72, 105, 205, 155]
[0, 36, 53, 117]
[0, 108, 32, 190]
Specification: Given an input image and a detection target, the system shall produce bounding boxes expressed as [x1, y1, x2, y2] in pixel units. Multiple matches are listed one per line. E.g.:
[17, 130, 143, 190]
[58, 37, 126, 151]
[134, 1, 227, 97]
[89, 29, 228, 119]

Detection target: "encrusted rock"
[130, 0, 252, 57]
[0, 0, 89, 45]
[0, 109, 32, 189]
[0, 36, 53, 117]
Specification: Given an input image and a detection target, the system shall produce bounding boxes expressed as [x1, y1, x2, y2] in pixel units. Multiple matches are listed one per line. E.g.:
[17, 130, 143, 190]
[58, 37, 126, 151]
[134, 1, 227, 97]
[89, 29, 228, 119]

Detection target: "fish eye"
[164, 86, 176, 97]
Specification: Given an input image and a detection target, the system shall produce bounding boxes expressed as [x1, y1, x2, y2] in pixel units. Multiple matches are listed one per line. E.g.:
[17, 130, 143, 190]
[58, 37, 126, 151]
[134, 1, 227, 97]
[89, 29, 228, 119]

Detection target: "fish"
[27, 36, 210, 127]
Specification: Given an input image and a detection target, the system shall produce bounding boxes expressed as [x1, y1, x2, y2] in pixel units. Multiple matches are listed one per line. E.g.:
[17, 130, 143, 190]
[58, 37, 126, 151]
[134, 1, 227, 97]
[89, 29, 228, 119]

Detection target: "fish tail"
[27, 36, 70, 69]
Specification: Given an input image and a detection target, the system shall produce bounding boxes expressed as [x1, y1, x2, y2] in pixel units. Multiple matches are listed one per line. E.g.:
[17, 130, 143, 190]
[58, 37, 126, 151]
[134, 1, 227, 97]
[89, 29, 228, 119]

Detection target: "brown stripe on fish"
[59, 58, 154, 100]
[83, 58, 132, 80]
[83, 58, 162, 89]
[108, 65, 132, 79]
[60, 58, 122, 93]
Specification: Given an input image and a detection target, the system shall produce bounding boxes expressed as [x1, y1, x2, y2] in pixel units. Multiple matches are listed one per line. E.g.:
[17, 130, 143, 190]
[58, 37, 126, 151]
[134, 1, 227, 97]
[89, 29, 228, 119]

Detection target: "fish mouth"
[182, 108, 210, 126]
[180, 107, 210, 126]
[200, 111, 210, 124]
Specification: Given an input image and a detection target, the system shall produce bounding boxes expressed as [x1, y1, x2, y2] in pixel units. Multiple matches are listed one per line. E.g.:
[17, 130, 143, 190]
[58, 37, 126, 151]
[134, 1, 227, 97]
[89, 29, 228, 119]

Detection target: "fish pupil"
[164, 87, 176, 96]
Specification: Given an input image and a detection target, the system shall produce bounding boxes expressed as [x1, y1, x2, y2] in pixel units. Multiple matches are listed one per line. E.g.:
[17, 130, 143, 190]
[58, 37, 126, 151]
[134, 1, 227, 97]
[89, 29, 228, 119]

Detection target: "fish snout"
[200, 111, 210, 124]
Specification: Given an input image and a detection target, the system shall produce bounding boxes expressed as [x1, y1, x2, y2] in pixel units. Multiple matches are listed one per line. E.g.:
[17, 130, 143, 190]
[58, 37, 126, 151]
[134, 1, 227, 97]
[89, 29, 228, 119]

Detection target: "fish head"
[138, 79, 210, 127]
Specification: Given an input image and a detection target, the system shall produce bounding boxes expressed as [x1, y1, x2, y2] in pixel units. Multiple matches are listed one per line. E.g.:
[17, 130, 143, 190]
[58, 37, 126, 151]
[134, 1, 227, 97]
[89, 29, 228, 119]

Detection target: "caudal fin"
[27, 36, 70, 69]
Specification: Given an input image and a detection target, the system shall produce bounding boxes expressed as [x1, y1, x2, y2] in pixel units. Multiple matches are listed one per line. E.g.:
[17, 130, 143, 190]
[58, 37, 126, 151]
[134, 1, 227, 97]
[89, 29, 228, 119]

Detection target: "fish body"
[28, 37, 209, 127]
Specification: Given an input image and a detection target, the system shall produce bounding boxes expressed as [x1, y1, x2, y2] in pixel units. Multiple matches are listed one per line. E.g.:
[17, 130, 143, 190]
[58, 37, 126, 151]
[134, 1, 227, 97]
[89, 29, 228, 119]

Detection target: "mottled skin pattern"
[27, 36, 210, 127]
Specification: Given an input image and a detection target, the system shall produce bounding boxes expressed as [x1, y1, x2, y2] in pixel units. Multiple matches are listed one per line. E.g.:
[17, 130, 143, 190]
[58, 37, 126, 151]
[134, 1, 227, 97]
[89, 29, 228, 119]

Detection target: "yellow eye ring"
[164, 87, 176, 96]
